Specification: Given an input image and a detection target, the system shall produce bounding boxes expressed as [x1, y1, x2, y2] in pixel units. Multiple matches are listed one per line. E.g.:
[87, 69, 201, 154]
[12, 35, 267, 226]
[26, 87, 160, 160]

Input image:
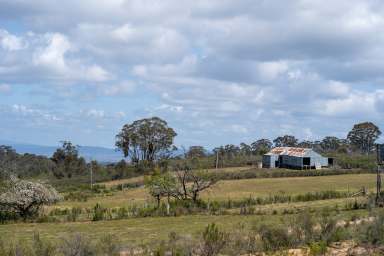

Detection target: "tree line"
[0, 118, 382, 179]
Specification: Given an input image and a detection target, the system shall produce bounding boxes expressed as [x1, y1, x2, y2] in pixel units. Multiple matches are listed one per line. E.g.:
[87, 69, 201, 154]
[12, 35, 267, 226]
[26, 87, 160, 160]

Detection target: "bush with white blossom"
[0, 176, 61, 219]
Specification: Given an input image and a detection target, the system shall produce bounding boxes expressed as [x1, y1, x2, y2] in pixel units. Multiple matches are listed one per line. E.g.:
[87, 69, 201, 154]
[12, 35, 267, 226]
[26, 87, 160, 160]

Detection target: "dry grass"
[202, 173, 376, 200]
[58, 173, 376, 208]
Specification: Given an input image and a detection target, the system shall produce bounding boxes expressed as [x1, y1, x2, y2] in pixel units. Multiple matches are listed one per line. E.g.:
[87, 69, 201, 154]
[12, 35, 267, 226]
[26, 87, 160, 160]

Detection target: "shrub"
[92, 203, 106, 221]
[67, 207, 82, 222]
[0, 177, 61, 220]
[59, 233, 95, 256]
[32, 232, 56, 256]
[309, 241, 327, 256]
[292, 210, 316, 245]
[200, 223, 227, 256]
[116, 207, 128, 219]
[96, 234, 120, 256]
[0, 210, 17, 223]
[257, 224, 293, 251]
[358, 211, 384, 245]
[318, 208, 340, 245]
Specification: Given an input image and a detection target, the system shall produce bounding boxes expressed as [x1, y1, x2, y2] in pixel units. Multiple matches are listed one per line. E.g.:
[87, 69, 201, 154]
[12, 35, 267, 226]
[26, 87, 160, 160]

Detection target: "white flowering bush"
[0, 176, 62, 219]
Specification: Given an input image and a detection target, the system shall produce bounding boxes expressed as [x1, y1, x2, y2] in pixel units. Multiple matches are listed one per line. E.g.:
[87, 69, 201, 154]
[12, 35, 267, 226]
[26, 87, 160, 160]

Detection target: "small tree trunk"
[156, 195, 160, 208]
[192, 191, 198, 203]
[166, 195, 170, 216]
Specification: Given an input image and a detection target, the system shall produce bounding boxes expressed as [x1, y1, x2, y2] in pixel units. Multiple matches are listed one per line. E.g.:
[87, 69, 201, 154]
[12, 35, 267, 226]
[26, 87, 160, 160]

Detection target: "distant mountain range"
[0, 140, 125, 163]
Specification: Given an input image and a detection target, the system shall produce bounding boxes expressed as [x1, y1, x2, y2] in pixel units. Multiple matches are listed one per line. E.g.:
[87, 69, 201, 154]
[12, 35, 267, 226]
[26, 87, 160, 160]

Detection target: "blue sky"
[0, 0, 383, 148]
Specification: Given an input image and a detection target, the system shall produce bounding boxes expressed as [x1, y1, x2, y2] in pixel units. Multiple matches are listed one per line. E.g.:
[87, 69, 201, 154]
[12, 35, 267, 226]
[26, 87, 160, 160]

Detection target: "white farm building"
[262, 147, 332, 169]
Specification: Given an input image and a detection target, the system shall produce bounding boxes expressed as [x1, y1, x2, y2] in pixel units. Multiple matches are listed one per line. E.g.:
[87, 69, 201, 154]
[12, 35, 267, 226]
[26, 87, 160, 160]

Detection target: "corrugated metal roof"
[265, 147, 312, 157]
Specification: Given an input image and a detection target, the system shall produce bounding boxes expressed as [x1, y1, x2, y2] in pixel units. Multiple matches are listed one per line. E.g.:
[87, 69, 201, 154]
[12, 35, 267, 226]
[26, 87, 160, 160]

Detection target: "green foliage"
[200, 223, 227, 256]
[115, 117, 177, 164]
[309, 241, 327, 256]
[67, 207, 82, 222]
[358, 211, 384, 245]
[51, 141, 87, 178]
[92, 203, 106, 221]
[333, 153, 376, 170]
[257, 224, 293, 251]
[347, 122, 381, 154]
[273, 135, 298, 147]
[145, 171, 177, 207]
[0, 145, 56, 178]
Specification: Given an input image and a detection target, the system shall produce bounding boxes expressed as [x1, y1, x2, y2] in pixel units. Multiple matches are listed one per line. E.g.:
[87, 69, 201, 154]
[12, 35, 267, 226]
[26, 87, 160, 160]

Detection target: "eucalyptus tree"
[186, 146, 207, 159]
[273, 135, 298, 147]
[116, 117, 177, 165]
[251, 139, 272, 155]
[51, 141, 86, 178]
[347, 122, 381, 154]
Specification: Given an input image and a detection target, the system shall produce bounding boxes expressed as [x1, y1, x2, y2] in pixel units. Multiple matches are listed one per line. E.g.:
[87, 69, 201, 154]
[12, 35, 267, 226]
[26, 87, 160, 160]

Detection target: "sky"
[0, 0, 383, 148]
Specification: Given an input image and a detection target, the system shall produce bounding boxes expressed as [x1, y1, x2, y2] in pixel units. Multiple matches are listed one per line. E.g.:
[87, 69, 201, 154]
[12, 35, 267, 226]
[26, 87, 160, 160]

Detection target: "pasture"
[58, 173, 376, 208]
[0, 170, 378, 251]
[0, 208, 370, 246]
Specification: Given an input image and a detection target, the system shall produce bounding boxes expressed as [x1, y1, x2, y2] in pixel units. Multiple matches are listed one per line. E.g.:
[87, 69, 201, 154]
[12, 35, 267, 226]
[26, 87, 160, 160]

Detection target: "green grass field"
[0, 208, 370, 246]
[58, 173, 376, 208]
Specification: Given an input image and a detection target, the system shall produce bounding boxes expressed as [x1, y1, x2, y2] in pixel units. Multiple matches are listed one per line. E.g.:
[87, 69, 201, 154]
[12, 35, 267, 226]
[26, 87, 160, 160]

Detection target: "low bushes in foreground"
[3, 209, 384, 255]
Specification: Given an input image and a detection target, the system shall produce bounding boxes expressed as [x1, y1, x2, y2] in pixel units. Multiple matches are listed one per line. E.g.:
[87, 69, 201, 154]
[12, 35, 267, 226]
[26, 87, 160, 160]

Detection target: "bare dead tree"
[174, 167, 218, 203]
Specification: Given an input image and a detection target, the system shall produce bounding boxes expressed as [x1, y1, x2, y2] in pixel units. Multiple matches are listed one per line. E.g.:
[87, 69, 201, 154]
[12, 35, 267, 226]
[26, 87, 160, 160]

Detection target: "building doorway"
[303, 157, 310, 166]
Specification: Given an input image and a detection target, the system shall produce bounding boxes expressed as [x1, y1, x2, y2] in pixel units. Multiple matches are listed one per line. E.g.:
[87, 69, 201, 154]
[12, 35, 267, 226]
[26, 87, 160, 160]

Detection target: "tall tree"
[251, 139, 272, 155]
[347, 122, 382, 154]
[51, 141, 86, 178]
[320, 136, 342, 152]
[186, 146, 207, 159]
[239, 143, 252, 156]
[115, 117, 177, 164]
[273, 135, 298, 147]
[297, 140, 314, 148]
[223, 144, 240, 159]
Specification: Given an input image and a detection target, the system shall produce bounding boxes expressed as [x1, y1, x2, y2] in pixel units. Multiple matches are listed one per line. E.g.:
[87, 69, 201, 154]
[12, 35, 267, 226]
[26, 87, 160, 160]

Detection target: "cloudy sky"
[0, 0, 383, 148]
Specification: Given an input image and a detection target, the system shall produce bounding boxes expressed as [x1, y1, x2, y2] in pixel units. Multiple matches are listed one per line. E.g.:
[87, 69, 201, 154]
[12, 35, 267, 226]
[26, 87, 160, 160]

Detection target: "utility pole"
[376, 144, 383, 205]
[215, 151, 219, 169]
[90, 159, 93, 190]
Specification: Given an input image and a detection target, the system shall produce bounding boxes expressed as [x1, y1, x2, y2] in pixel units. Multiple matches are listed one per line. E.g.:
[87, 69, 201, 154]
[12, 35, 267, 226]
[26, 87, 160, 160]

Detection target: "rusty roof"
[266, 147, 311, 157]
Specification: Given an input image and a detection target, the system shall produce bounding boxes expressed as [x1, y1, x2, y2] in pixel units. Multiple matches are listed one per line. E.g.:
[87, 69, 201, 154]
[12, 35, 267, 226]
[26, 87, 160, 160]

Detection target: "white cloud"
[83, 109, 105, 119]
[11, 104, 60, 121]
[320, 91, 376, 117]
[0, 30, 25, 51]
[84, 65, 111, 82]
[324, 81, 350, 98]
[31, 33, 111, 82]
[33, 33, 71, 72]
